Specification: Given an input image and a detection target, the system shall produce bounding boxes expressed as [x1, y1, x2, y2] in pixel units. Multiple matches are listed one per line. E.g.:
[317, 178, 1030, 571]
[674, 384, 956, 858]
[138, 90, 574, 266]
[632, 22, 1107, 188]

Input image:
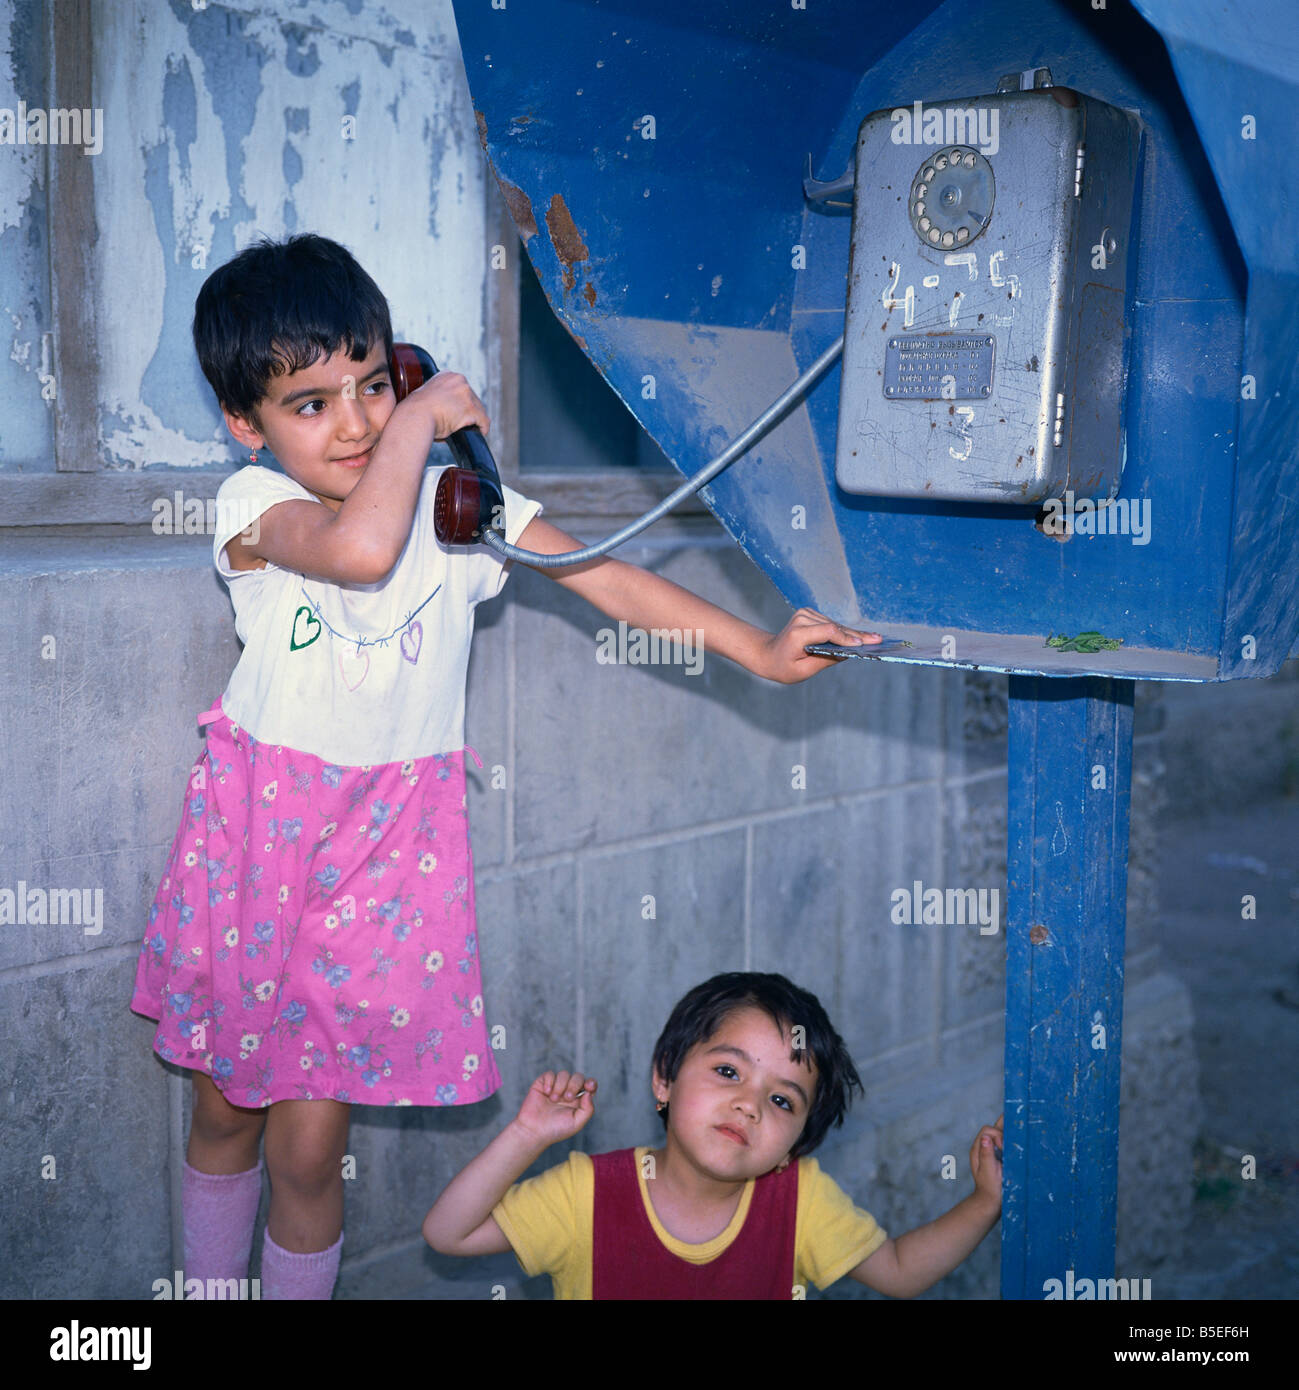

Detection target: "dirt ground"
[1148, 796, 1299, 1299]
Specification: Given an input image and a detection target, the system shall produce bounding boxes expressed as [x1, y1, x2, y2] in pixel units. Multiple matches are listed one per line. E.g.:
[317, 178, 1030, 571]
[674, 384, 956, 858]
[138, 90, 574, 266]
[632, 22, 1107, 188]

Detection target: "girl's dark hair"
[650, 972, 863, 1160]
[192, 233, 394, 423]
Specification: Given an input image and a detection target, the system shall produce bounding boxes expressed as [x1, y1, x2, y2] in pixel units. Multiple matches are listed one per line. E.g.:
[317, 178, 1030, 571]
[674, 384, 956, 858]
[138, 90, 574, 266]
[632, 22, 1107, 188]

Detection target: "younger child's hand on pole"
[759, 607, 881, 684]
[514, 1070, 597, 1147]
[970, 1113, 1004, 1208]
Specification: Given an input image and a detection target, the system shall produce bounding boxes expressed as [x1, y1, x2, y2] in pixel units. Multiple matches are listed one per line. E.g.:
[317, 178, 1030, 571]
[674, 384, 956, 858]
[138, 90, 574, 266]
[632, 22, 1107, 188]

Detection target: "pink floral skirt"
[130, 700, 502, 1108]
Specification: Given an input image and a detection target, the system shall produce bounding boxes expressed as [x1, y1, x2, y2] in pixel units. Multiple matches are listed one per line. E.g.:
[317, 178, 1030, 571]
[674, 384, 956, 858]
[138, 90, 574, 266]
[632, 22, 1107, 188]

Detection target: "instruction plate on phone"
[882, 334, 995, 401]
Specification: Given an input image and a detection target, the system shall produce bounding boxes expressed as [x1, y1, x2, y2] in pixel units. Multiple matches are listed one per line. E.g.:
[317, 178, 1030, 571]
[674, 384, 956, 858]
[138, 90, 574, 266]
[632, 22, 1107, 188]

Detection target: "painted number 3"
[884, 253, 1006, 464]
[949, 407, 974, 461]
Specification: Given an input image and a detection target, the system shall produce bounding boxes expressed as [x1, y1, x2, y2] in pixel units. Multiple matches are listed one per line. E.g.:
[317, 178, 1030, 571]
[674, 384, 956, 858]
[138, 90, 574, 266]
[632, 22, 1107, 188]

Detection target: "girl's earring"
[249, 446, 259, 464]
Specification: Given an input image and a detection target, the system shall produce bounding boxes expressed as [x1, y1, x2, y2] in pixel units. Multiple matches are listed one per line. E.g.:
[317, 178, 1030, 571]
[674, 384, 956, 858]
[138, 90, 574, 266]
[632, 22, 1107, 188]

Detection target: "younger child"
[423, 971, 1003, 1299]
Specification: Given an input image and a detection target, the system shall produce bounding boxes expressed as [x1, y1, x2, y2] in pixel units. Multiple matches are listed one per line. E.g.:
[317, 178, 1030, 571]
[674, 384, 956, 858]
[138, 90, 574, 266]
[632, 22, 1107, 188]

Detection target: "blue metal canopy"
[450, 0, 1299, 1305]
[454, 0, 1298, 681]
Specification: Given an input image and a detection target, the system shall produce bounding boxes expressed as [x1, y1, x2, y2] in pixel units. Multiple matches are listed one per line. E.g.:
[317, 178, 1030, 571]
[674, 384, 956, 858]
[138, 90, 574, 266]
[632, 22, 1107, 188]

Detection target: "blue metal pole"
[1002, 676, 1134, 1300]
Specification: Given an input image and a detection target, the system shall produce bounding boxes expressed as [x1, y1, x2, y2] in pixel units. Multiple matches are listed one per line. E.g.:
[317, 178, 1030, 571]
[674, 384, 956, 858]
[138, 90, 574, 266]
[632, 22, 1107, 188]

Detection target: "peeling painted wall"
[0, 0, 54, 468]
[0, 0, 488, 472]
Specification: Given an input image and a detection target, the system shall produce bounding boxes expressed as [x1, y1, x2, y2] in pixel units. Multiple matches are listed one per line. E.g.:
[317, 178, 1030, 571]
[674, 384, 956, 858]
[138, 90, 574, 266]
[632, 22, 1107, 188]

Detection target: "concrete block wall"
[0, 515, 1200, 1301]
[1, 540, 245, 1299]
[1158, 658, 1299, 812]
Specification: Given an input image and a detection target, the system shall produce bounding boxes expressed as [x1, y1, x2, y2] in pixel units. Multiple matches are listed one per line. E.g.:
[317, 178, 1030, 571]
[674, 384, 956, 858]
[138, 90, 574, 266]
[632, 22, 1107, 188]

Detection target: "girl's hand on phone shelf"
[760, 607, 883, 683]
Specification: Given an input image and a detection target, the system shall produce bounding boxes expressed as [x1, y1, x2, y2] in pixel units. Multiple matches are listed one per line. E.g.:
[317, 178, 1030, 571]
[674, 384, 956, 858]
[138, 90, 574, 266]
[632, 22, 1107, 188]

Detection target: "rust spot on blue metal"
[545, 194, 589, 292]
[497, 177, 538, 242]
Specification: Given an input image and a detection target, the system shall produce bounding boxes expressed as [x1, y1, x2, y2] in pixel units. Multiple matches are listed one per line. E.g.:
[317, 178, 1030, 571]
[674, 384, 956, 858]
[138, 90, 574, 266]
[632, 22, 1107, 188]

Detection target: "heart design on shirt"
[290, 606, 321, 651]
[339, 649, 370, 690]
[401, 620, 423, 665]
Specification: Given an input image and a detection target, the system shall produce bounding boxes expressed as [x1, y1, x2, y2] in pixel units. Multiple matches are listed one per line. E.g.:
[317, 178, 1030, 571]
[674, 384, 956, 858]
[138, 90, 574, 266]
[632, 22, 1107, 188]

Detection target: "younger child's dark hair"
[193, 232, 394, 423]
[650, 972, 862, 1160]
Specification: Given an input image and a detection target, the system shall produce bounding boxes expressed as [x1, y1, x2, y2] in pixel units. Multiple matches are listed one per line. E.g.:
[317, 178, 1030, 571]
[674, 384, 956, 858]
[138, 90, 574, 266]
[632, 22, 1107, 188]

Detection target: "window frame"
[483, 177, 708, 524]
[2, 12, 704, 532]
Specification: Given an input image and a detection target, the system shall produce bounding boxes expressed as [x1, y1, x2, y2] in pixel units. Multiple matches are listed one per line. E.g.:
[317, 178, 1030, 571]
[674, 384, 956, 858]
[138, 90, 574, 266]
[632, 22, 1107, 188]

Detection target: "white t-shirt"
[210, 463, 543, 766]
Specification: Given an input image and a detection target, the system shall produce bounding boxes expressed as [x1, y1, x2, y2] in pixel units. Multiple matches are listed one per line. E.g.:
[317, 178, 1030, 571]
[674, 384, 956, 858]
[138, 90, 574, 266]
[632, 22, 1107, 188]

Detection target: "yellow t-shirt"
[491, 1146, 888, 1300]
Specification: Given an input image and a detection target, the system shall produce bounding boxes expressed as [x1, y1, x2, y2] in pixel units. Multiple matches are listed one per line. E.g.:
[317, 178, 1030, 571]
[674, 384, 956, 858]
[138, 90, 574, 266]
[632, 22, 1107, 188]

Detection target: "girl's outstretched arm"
[514, 516, 880, 683]
[422, 1071, 596, 1257]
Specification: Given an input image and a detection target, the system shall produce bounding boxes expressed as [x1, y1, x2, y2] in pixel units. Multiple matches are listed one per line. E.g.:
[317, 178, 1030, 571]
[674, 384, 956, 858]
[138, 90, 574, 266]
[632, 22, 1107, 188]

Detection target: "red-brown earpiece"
[389, 342, 505, 545]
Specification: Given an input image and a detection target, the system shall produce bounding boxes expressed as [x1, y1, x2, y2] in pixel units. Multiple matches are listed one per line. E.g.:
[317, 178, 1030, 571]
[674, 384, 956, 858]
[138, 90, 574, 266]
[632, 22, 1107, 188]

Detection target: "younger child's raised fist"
[514, 1070, 597, 1146]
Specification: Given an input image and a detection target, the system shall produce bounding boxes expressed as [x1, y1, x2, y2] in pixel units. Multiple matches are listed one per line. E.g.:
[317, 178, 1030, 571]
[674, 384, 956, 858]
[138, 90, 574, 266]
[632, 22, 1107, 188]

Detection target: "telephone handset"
[386, 334, 847, 569]
[388, 342, 505, 545]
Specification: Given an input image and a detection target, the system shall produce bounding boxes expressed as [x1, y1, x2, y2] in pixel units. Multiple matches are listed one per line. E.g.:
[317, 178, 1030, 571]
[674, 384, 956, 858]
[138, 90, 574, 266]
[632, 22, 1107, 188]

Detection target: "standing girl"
[131, 232, 877, 1300]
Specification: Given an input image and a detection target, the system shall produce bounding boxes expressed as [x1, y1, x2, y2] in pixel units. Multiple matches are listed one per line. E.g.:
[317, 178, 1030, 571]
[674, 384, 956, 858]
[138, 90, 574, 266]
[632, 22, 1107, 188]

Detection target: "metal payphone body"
[836, 73, 1143, 505]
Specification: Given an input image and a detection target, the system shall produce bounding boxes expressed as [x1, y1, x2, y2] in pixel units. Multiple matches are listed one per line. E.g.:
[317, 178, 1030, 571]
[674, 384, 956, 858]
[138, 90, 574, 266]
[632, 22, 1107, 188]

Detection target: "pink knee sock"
[182, 1159, 264, 1293]
[260, 1227, 344, 1300]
